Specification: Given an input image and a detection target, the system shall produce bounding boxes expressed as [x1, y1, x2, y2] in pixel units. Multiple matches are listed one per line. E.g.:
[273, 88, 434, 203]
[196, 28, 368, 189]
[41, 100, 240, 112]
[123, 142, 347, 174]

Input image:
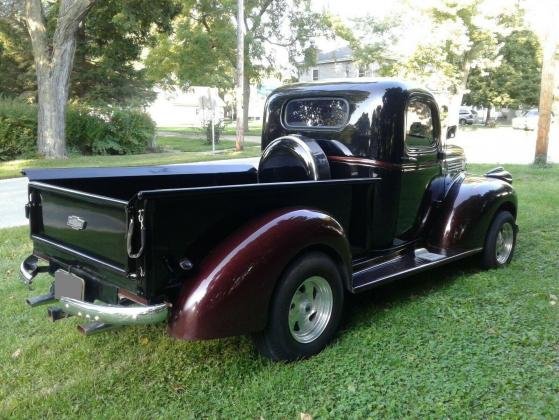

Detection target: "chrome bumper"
[60, 297, 169, 325]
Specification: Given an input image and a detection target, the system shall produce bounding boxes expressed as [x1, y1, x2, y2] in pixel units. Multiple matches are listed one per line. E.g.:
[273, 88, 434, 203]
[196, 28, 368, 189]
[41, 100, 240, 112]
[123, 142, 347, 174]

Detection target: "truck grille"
[444, 157, 465, 174]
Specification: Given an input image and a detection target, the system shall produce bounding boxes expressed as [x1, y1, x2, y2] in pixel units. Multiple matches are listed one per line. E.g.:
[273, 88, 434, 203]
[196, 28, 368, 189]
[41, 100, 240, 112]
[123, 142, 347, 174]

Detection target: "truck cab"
[260, 79, 465, 251]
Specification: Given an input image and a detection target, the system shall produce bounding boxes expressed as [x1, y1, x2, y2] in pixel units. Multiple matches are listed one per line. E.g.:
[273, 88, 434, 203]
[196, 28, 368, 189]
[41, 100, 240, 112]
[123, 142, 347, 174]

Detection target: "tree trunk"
[448, 61, 472, 126]
[243, 70, 250, 133]
[534, 23, 558, 164]
[36, 31, 79, 158]
[485, 106, 491, 125]
[24, 0, 95, 159]
[235, 0, 245, 151]
[37, 80, 67, 158]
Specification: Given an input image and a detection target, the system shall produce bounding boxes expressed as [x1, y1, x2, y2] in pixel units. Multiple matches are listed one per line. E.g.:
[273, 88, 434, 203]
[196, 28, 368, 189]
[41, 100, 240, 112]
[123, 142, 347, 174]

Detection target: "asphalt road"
[0, 177, 28, 229]
[0, 126, 557, 229]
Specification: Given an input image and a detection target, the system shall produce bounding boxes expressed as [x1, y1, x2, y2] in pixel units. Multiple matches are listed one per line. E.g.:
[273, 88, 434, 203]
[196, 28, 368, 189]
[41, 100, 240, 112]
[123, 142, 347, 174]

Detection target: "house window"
[312, 69, 319, 81]
[358, 66, 365, 77]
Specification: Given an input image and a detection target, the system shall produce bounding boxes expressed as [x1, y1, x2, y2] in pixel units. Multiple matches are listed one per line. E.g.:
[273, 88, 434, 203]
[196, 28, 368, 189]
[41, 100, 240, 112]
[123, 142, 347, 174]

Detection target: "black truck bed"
[24, 163, 259, 200]
[24, 163, 379, 300]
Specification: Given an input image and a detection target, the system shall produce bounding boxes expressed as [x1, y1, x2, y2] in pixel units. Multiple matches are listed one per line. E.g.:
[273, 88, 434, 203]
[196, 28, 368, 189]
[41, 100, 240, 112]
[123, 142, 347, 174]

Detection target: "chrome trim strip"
[352, 248, 483, 292]
[138, 177, 378, 199]
[28, 181, 128, 207]
[32, 235, 127, 275]
[60, 297, 169, 325]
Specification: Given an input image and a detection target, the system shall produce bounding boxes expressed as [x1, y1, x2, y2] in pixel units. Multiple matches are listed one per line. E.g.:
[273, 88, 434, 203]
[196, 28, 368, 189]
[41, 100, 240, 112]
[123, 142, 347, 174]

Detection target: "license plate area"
[54, 269, 85, 300]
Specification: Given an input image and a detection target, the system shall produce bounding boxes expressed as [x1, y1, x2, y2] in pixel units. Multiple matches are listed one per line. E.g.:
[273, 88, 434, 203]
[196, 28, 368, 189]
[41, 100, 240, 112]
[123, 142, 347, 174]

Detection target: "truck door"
[396, 96, 442, 238]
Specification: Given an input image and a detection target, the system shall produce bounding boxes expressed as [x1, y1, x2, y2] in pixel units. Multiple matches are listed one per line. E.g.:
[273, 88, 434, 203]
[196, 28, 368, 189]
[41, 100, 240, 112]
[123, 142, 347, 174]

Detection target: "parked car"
[512, 108, 555, 130]
[19, 79, 518, 361]
[459, 109, 475, 125]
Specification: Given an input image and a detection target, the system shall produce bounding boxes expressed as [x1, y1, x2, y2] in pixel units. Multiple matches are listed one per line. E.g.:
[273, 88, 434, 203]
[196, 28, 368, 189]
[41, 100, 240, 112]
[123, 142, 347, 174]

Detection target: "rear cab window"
[284, 98, 349, 129]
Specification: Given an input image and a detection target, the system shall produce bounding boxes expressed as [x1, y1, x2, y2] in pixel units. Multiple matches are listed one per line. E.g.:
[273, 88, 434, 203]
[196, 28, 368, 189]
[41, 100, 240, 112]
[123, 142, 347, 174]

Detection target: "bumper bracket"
[20, 255, 49, 286]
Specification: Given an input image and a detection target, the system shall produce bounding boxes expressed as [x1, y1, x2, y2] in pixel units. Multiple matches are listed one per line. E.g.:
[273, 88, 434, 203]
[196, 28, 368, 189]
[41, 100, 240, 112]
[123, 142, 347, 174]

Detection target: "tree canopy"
[464, 30, 542, 110]
[68, 0, 180, 106]
[0, 0, 179, 106]
[0, 16, 35, 99]
[145, 0, 330, 129]
[145, 0, 329, 89]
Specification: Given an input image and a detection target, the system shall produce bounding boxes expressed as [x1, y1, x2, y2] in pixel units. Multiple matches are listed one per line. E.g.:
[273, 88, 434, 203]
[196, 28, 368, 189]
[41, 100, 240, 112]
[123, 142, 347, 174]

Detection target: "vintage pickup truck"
[20, 79, 517, 361]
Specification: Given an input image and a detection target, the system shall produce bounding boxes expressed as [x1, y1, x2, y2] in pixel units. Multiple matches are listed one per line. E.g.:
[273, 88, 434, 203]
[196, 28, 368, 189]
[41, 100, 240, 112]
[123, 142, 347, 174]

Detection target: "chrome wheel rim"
[288, 276, 333, 344]
[495, 222, 514, 264]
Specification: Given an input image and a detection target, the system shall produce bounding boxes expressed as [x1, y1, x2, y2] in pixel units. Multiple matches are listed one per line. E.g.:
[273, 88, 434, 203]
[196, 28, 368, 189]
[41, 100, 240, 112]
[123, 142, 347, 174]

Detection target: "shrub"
[0, 98, 37, 160]
[66, 106, 111, 155]
[67, 106, 156, 155]
[204, 119, 223, 145]
[107, 109, 156, 154]
[0, 98, 156, 160]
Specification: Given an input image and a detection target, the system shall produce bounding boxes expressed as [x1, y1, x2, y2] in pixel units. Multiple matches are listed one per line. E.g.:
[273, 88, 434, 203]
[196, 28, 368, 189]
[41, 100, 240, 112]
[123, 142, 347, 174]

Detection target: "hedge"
[0, 98, 37, 160]
[0, 98, 155, 160]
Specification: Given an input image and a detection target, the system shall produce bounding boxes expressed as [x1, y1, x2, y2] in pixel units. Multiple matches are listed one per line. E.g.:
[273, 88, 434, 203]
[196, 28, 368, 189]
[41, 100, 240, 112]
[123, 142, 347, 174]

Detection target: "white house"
[148, 86, 225, 127]
[222, 84, 272, 121]
[298, 46, 374, 82]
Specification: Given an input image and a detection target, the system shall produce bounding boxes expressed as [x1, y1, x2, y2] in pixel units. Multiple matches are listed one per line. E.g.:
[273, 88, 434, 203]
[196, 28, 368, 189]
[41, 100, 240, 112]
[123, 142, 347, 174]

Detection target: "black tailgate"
[28, 181, 129, 272]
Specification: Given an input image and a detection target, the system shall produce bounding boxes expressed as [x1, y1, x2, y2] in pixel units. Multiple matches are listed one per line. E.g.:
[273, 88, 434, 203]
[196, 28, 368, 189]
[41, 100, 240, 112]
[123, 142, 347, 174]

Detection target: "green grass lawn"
[159, 120, 263, 137]
[1, 164, 558, 417]
[0, 143, 260, 180]
[157, 135, 252, 152]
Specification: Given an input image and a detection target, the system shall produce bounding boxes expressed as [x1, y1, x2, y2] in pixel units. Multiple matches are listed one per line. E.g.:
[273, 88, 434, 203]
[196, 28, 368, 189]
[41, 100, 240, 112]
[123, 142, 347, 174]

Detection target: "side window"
[405, 100, 435, 152]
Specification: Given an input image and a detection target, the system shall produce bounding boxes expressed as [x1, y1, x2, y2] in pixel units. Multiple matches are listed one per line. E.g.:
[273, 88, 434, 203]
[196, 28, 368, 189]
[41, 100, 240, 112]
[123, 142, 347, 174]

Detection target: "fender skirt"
[427, 174, 517, 251]
[168, 208, 351, 340]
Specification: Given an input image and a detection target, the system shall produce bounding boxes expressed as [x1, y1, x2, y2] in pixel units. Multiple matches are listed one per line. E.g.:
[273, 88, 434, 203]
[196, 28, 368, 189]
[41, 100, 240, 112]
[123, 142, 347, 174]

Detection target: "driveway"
[0, 126, 556, 228]
[451, 125, 559, 164]
[0, 177, 28, 228]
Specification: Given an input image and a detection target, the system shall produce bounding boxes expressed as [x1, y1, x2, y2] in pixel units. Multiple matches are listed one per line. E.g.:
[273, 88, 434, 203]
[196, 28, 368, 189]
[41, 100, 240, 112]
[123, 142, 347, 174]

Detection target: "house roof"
[316, 46, 354, 64]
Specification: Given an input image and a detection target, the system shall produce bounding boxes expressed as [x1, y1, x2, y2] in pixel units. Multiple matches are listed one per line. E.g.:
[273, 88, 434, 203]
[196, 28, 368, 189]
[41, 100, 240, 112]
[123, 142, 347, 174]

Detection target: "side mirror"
[446, 125, 457, 139]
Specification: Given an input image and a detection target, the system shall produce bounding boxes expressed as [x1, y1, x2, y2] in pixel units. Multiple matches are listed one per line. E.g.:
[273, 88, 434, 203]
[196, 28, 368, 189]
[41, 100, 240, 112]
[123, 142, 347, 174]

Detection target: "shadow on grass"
[340, 256, 482, 330]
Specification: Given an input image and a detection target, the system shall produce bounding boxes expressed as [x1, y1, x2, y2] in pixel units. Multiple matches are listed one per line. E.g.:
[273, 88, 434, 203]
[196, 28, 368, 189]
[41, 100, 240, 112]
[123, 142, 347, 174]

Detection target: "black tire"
[459, 118, 467, 125]
[482, 211, 516, 268]
[253, 252, 344, 361]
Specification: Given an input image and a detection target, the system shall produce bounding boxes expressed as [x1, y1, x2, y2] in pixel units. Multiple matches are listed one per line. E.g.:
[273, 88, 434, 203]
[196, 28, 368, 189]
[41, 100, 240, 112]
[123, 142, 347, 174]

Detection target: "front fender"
[168, 208, 351, 340]
[427, 174, 517, 251]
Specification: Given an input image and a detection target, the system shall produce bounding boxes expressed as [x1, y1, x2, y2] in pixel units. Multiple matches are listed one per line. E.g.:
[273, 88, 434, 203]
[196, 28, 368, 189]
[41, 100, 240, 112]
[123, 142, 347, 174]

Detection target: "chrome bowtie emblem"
[67, 215, 87, 231]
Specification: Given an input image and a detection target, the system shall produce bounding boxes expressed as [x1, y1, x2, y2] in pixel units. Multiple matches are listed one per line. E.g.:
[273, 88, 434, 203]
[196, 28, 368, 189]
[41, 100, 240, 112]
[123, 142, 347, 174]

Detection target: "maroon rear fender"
[168, 208, 351, 340]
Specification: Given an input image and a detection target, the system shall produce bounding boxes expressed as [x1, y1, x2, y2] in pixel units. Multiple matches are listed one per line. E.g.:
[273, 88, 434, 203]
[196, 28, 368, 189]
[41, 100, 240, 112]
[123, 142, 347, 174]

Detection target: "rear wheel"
[482, 211, 516, 268]
[253, 252, 344, 361]
[459, 118, 467, 125]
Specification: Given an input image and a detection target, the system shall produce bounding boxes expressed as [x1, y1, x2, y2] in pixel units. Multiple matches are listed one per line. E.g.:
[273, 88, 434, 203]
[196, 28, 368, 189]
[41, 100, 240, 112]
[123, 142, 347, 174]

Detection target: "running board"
[352, 247, 482, 292]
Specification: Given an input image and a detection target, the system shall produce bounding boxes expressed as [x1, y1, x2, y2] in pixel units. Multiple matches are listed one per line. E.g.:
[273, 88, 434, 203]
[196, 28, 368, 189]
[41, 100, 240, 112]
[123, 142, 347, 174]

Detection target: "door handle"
[401, 155, 417, 163]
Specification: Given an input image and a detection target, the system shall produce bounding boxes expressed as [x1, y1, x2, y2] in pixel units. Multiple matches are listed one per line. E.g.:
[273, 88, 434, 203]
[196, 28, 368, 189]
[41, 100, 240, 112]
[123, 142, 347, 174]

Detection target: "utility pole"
[235, 0, 245, 151]
[534, 5, 558, 164]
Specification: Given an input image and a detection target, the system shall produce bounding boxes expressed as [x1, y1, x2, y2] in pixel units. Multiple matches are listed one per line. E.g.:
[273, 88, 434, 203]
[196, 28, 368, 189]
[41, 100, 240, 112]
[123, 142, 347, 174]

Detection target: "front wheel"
[253, 252, 344, 361]
[482, 211, 516, 268]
